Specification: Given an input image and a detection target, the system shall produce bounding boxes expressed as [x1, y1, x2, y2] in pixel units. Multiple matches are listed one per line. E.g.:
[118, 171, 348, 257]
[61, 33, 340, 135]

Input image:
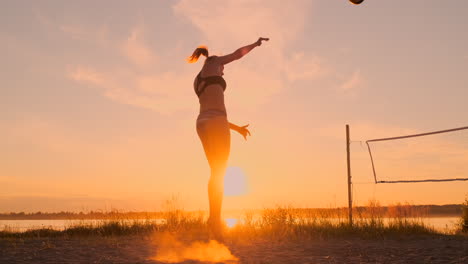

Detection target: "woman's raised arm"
[217, 37, 269, 65]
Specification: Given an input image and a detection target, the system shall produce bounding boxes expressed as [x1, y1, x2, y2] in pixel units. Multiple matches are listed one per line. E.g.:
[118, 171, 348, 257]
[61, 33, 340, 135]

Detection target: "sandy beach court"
[1, 235, 467, 264]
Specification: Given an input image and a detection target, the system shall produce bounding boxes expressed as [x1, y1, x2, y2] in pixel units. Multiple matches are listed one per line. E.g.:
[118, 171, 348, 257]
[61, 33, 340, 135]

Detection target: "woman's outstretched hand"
[229, 122, 251, 140]
[256, 37, 269, 46]
[237, 124, 251, 140]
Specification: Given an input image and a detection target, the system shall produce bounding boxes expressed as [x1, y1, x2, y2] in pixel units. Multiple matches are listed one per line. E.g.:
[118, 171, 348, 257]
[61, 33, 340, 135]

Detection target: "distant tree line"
[0, 210, 167, 220]
[0, 204, 463, 220]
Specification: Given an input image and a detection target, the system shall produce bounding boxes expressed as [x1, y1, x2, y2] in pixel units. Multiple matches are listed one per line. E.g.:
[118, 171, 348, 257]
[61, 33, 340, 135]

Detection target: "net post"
[346, 124, 353, 226]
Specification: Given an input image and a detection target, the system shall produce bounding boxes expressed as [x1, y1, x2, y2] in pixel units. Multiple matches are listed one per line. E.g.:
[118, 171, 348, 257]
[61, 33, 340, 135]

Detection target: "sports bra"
[194, 72, 227, 97]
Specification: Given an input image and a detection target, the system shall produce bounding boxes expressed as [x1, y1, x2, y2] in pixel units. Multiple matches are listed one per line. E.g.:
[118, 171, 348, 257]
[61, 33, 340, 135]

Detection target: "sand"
[1, 235, 467, 264]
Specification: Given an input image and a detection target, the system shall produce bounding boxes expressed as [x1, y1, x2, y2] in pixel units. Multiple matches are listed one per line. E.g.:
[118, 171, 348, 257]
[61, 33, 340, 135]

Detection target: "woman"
[188, 37, 269, 238]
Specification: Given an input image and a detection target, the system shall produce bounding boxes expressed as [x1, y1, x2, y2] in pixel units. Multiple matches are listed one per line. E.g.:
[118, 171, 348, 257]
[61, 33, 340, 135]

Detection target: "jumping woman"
[188, 37, 269, 238]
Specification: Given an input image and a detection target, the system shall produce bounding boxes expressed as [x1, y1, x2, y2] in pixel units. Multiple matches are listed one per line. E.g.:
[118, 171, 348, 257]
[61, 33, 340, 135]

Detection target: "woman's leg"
[197, 116, 231, 227]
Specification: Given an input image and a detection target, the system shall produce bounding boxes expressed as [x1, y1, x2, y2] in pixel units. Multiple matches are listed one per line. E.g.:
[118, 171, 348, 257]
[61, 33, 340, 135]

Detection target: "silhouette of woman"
[188, 37, 269, 238]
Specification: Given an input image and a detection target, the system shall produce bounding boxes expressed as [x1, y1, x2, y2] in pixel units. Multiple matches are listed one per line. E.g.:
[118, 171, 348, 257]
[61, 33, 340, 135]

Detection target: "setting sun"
[224, 167, 248, 196]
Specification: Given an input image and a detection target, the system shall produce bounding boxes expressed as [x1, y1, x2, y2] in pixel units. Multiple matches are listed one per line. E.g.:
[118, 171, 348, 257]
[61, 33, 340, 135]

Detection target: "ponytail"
[187, 45, 209, 63]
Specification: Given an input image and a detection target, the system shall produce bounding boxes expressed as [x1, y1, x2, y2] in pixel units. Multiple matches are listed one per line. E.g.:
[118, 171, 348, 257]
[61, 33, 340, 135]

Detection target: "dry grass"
[462, 197, 468, 233]
[2, 201, 459, 239]
[228, 203, 438, 241]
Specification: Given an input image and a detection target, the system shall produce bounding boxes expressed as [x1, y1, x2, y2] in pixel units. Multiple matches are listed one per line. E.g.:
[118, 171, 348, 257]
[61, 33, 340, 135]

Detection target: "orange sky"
[1, 0, 468, 212]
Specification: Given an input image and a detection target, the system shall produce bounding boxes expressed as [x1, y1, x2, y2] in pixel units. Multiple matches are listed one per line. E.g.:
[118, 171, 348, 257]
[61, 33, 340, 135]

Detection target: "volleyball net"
[363, 126, 468, 184]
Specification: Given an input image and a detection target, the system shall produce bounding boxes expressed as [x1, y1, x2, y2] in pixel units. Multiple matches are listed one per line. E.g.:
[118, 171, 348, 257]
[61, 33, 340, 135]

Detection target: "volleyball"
[349, 0, 364, 5]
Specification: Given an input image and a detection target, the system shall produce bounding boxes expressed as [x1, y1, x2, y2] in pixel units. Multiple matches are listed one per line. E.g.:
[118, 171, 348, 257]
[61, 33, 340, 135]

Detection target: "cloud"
[68, 65, 195, 114]
[68, 66, 107, 86]
[340, 69, 364, 91]
[59, 24, 109, 46]
[173, 0, 309, 49]
[33, 7, 214, 115]
[60, 22, 156, 68]
[285, 52, 329, 81]
[63, 19, 198, 115]
[121, 26, 157, 68]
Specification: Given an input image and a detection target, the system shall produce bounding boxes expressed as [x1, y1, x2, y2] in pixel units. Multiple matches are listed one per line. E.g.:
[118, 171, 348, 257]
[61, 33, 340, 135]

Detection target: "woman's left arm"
[229, 122, 251, 140]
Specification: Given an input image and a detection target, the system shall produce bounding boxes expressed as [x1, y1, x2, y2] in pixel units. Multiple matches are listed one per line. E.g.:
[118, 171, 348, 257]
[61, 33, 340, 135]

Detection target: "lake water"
[0, 219, 164, 232]
[0, 217, 461, 233]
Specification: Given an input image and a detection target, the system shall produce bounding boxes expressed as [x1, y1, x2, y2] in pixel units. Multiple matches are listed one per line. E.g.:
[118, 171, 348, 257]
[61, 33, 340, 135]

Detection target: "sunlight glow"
[225, 218, 238, 228]
[224, 167, 248, 196]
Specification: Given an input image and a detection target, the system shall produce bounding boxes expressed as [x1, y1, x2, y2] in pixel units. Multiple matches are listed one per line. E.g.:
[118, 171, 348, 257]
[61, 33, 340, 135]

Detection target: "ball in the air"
[350, 0, 364, 5]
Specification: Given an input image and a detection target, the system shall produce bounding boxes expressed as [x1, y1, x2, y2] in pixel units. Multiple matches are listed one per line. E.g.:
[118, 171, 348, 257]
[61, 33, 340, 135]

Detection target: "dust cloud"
[150, 233, 238, 263]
